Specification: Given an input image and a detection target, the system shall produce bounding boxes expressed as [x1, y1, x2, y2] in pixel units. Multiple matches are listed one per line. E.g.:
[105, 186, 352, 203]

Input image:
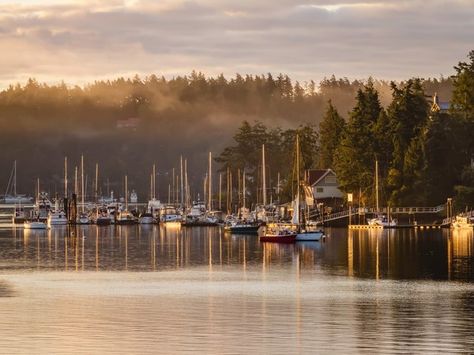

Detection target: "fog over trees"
[0, 67, 457, 204]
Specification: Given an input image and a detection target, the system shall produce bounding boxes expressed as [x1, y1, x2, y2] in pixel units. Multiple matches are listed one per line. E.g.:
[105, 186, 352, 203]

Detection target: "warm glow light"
[163, 221, 182, 229]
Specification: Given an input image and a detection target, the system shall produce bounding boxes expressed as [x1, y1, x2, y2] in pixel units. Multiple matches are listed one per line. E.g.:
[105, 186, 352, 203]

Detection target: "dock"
[349, 224, 445, 230]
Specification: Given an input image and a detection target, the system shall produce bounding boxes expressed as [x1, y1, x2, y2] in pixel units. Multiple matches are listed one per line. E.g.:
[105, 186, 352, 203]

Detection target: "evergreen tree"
[385, 79, 429, 204]
[333, 81, 382, 196]
[451, 50, 474, 120]
[318, 100, 345, 169]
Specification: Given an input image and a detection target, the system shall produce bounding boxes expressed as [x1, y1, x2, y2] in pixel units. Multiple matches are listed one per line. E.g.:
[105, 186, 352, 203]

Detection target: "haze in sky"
[0, 0, 472, 87]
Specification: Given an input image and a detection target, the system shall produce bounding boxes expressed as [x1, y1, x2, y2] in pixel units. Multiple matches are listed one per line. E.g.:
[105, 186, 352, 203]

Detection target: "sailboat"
[225, 169, 261, 234]
[116, 175, 138, 225]
[260, 141, 298, 243]
[293, 135, 324, 241]
[25, 179, 49, 229]
[367, 160, 397, 227]
[2, 161, 33, 204]
[260, 134, 325, 243]
[76, 155, 91, 225]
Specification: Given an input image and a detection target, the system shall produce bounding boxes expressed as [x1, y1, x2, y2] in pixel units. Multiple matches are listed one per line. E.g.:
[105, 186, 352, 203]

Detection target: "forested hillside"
[0, 69, 454, 201]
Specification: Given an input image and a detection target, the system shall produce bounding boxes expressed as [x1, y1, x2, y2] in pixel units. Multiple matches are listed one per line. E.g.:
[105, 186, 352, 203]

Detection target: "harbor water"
[0, 225, 473, 353]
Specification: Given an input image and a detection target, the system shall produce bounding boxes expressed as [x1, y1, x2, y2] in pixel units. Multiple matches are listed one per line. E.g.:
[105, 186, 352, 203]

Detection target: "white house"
[307, 169, 344, 201]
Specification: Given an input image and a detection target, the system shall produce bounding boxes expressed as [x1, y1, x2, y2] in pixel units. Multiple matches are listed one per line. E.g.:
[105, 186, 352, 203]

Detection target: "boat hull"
[295, 231, 324, 242]
[183, 221, 218, 227]
[12, 217, 26, 224]
[116, 219, 137, 225]
[139, 216, 155, 224]
[24, 221, 48, 230]
[225, 225, 260, 234]
[259, 234, 296, 243]
[96, 218, 112, 226]
[48, 219, 68, 226]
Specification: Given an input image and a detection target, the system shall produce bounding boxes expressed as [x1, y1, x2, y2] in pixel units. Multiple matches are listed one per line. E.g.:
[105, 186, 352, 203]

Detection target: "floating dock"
[349, 224, 444, 230]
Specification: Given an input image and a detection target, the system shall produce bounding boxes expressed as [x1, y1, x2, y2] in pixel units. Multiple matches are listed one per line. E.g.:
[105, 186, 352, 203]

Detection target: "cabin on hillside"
[307, 169, 344, 207]
[116, 117, 141, 130]
[430, 93, 450, 114]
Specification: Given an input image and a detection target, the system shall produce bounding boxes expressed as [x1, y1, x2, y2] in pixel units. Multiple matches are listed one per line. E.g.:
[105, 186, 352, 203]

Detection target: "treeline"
[217, 50, 474, 209]
[0, 66, 455, 200]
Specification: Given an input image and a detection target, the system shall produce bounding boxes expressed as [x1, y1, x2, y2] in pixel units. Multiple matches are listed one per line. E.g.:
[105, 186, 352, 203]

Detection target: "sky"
[0, 0, 472, 88]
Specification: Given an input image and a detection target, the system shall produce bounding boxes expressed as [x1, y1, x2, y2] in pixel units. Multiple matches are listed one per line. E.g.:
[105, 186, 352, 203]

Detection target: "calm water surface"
[0, 225, 473, 353]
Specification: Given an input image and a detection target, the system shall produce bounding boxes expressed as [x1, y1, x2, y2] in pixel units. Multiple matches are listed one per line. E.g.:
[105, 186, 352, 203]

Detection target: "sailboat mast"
[203, 174, 207, 205]
[176, 175, 179, 205]
[243, 170, 246, 209]
[277, 172, 280, 202]
[262, 144, 266, 206]
[172, 168, 175, 204]
[64, 157, 68, 197]
[37, 177, 40, 201]
[13, 160, 17, 197]
[375, 160, 379, 213]
[152, 163, 156, 199]
[180, 156, 184, 207]
[81, 155, 84, 213]
[219, 173, 222, 211]
[150, 173, 153, 200]
[208, 152, 212, 211]
[296, 135, 300, 200]
[95, 163, 98, 203]
[226, 167, 230, 214]
[237, 169, 241, 208]
[125, 175, 128, 210]
[74, 166, 78, 196]
[184, 159, 189, 208]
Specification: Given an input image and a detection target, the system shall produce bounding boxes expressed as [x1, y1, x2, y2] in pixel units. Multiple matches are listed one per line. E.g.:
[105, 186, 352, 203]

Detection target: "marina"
[0, 225, 473, 353]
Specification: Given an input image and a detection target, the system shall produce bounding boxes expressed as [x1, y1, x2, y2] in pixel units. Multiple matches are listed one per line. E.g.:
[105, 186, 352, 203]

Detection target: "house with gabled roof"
[307, 169, 344, 201]
[430, 93, 450, 114]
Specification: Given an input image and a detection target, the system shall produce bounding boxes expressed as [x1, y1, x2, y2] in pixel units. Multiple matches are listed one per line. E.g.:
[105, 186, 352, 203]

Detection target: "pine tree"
[451, 50, 474, 120]
[385, 79, 429, 204]
[333, 82, 382, 195]
[318, 100, 345, 169]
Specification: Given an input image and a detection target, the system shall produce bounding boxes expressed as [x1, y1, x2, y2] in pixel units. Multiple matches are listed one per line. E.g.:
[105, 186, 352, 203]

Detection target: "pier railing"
[311, 204, 446, 224]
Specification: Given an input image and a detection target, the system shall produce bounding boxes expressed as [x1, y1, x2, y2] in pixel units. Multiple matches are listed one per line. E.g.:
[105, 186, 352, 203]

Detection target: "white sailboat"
[293, 135, 325, 242]
[3, 161, 33, 204]
[116, 175, 137, 225]
[24, 220, 48, 229]
[76, 155, 91, 224]
[367, 160, 397, 227]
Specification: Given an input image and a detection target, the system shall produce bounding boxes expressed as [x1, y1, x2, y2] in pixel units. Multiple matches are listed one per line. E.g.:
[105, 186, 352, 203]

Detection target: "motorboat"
[367, 215, 397, 227]
[95, 206, 113, 226]
[160, 205, 182, 223]
[24, 220, 48, 230]
[116, 210, 138, 225]
[12, 207, 27, 224]
[139, 210, 155, 224]
[224, 220, 261, 234]
[47, 210, 68, 226]
[295, 228, 325, 241]
[451, 214, 474, 229]
[77, 212, 91, 225]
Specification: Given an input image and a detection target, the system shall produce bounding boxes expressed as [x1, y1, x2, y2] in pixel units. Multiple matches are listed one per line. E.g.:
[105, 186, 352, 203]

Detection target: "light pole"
[348, 193, 353, 227]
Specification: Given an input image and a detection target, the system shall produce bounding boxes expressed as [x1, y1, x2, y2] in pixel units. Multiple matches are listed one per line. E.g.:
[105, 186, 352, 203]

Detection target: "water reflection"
[1, 226, 473, 280]
[1, 226, 474, 353]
